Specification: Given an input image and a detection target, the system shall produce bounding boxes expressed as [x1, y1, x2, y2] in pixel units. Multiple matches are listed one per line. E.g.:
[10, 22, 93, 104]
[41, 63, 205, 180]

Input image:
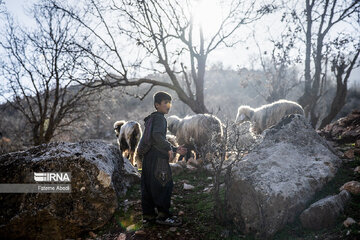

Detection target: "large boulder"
[319, 109, 360, 143]
[0, 140, 140, 240]
[227, 114, 341, 238]
[299, 190, 351, 230]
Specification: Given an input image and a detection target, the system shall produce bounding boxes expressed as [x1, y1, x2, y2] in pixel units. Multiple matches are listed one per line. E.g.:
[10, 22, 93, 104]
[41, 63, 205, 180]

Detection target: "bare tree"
[319, 36, 360, 129]
[0, 3, 99, 145]
[197, 120, 260, 222]
[243, 28, 301, 103]
[52, 0, 275, 114]
[288, 0, 360, 127]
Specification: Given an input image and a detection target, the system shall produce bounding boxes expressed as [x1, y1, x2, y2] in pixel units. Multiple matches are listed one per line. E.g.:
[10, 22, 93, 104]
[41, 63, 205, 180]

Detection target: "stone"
[169, 227, 177, 232]
[354, 166, 360, 174]
[178, 211, 184, 216]
[300, 190, 351, 230]
[343, 149, 355, 159]
[88, 231, 97, 238]
[186, 164, 196, 171]
[184, 183, 195, 190]
[126, 224, 136, 231]
[135, 230, 146, 235]
[319, 109, 360, 143]
[0, 140, 140, 240]
[170, 162, 184, 176]
[187, 157, 200, 167]
[117, 233, 126, 240]
[340, 181, 360, 195]
[343, 217, 357, 227]
[227, 114, 341, 238]
[355, 140, 360, 148]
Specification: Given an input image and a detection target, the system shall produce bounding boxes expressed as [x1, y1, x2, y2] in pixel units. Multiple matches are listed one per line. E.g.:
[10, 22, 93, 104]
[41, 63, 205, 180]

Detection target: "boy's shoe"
[155, 214, 182, 227]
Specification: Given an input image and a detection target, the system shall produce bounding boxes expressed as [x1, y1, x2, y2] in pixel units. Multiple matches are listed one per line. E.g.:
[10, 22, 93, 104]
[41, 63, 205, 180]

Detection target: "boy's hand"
[176, 145, 187, 156]
[168, 150, 174, 162]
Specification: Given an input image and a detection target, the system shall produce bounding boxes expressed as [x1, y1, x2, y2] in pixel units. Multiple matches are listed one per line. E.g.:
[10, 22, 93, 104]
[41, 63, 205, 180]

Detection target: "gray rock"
[170, 162, 184, 176]
[340, 181, 360, 195]
[300, 190, 351, 230]
[184, 183, 195, 190]
[343, 217, 357, 227]
[0, 140, 140, 240]
[227, 114, 341, 238]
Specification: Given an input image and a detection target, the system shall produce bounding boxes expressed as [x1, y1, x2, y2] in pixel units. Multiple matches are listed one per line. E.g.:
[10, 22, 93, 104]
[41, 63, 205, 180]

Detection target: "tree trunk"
[319, 82, 346, 129]
[174, 85, 209, 114]
[319, 49, 360, 129]
[298, 0, 313, 114]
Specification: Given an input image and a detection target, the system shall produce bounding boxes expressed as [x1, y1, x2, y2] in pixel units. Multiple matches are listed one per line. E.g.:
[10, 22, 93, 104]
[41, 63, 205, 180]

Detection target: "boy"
[138, 91, 187, 226]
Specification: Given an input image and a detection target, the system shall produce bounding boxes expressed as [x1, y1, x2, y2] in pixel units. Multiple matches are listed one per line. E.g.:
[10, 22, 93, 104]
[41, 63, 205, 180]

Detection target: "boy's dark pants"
[141, 147, 173, 217]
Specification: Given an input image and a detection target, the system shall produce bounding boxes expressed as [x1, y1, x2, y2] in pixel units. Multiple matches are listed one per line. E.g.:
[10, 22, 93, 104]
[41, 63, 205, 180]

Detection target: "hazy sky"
[2, 0, 360, 86]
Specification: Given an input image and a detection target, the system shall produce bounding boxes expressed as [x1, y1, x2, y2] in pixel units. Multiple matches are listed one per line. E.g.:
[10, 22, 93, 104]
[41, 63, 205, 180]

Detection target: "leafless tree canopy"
[52, 0, 275, 114]
[0, 0, 358, 150]
[287, 0, 360, 127]
[0, 3, 99, 145]
[242, 27, 302, 103]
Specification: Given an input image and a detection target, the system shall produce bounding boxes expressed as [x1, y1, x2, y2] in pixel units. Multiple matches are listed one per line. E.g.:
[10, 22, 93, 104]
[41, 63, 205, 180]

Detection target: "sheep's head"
[167, 115, 181, 134]
[235, 106, 253, 124]
[113, 120, 126, 138]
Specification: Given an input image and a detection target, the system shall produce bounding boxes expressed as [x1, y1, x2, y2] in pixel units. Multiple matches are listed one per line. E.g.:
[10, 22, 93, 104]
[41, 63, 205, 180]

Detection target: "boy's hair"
[154, 91, 172, 108]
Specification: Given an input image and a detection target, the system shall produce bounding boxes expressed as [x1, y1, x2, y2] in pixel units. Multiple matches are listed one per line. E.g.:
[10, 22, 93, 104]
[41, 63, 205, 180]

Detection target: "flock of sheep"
[114, 99, 305, 168]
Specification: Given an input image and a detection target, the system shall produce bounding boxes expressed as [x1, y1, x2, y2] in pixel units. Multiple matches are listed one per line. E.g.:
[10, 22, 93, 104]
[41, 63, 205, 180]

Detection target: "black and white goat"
[114, 120, 142, 167]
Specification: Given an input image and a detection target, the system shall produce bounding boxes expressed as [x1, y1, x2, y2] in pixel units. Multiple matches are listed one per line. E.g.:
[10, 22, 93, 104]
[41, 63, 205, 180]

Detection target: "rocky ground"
[79, 111, 360, 240]
[273, 141, 360, 240]
[75, 140, 359, 240]
[2, 113, 357, 240]
[88, 169, 235, 240]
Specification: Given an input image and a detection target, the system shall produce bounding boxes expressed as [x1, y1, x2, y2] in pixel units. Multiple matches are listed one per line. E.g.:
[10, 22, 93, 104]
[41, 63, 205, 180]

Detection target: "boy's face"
[155, 100, 172, 114]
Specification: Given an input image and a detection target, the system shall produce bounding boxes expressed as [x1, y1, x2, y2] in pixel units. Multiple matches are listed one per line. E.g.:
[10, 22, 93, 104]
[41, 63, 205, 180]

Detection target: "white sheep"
[235, 99, 305, 133]
[113, 120, 142, 168]
[166, 134, 178, 148]
[167, 114, 223, 160]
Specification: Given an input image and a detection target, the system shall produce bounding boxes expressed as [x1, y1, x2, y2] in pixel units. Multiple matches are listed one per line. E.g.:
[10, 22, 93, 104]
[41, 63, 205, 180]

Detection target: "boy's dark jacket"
[137, 111, 176, 157]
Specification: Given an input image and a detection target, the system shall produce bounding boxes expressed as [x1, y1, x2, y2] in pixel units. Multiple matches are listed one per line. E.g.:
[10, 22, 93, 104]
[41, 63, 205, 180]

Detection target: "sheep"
[165, 134, 179, 163]
[235, 99, 305, 134]
[167, 114, 223, 161]
[113, 120, 142, 168]
[165, 133, 198, 163]
[166, 134, 178, 148]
